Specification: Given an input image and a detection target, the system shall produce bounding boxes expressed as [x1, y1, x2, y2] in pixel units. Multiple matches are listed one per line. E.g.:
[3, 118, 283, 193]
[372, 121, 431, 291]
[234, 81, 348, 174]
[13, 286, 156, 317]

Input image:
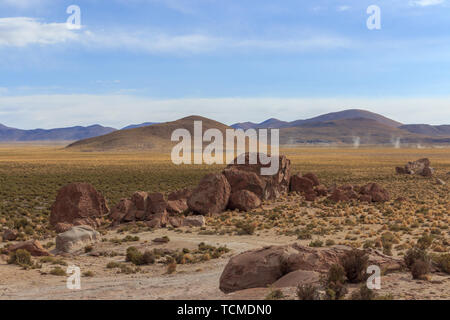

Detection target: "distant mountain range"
[2, 109, 450, 147]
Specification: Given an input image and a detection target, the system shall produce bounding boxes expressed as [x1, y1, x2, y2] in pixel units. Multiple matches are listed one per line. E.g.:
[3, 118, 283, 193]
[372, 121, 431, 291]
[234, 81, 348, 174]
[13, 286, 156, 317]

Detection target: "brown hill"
[66, 116, 232, 151]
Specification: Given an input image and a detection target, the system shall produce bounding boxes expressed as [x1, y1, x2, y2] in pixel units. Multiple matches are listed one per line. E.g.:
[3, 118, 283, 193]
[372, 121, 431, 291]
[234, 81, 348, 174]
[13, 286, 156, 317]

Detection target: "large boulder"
[290, 174, 314, 194]
[187, 173, 231, 215]
[219, 244, 403, 293]
[272, 270, 321, 288]
[7, 240, 50, 257]
[55, 226, 100, 253]
[228, 190, 261, 212]
[302, 173, 320, 186]
[223, 153, 291, 200]
[167, 189, 192, 214]
[50, 183, 109, 229]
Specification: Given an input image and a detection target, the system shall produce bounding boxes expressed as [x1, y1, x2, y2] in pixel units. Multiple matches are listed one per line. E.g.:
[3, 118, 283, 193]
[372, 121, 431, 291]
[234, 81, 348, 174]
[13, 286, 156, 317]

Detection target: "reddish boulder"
[223, 153, 291, 200]
[302, 173, 320, 186]
[229, 190, 261, 211]
[167, 189, 191, 214]
[7, 240, 50, 257]
[397, 158, 434, 176]
[328, 188, 350, 202]
[183, 215, 206, 227]
[359, 183, 390, 202]
[50, 183, 109, 229]
[131, 191, 148, 211]
[219, 244, 404, 293]
[359, 194, 372, 202]
[290, 174, 314, 194]
[2, 229, 18, 241]
[146, 193, 167, 215]
[315, 185, 328, 197]
[110, 198, 136, 223]
[187, 173, 231, 215]
[168, 188, 192, 201]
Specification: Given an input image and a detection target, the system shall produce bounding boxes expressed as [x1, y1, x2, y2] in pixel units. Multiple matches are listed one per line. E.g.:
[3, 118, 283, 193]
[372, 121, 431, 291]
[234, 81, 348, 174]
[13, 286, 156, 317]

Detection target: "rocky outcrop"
[187, 173, 231, 215]
[219, 244, 403, 293]
[182, 215, 206, 227]
[396, 158, 434, 177]
[55, 226, 100, 253]
[50, 183, 109, 230]
[167, 189, 191, 214]
[7, 240, 50, 257]
[359, 183, 390, 202]
[327, 183, 390, 203]
[223, 153, 291, 201]
[228, 190, 261, 212]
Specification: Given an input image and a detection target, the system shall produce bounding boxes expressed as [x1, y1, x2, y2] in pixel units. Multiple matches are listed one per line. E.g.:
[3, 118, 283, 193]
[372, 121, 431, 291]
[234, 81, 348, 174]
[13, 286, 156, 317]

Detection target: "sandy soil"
[1, 227, 449, 300]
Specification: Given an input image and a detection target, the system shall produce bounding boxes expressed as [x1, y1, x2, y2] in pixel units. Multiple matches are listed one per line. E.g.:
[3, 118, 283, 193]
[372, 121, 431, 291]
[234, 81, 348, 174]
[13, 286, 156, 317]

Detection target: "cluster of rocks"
[219, 244, 404, 293]
[290, 172, 390, 203]
[327, 183, 390, 203]
[396, 158, 434, 177]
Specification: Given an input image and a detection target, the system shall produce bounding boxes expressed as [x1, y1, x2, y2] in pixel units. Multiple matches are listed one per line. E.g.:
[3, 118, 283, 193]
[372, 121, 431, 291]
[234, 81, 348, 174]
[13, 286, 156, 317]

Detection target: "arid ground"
[1, 145, 449, 300]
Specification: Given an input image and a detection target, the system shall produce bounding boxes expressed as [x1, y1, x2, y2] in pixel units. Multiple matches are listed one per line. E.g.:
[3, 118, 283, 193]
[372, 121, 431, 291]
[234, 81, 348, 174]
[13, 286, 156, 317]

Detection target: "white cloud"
[409, 0, 445, 7]
[1, 95, 450, 129]
[0, 0, 48, 9]
[337, 5, 351, 11]
[0, 17, 80, 47]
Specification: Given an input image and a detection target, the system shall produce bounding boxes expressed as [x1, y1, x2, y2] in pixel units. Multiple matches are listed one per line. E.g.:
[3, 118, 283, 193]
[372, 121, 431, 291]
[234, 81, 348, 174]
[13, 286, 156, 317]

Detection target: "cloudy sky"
[0, 0, 449, 129]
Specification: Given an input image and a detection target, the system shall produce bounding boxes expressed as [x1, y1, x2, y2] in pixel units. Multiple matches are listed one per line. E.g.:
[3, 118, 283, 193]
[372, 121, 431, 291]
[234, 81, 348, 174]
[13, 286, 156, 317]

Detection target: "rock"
[145, 211, 168, 228]
[7, 240, 50, 256]
[228, 190, 261, 211]
[224, 153, 291, 200]
[187, 173, 231, 215]
[290, 174, 314, 194]
[304, 192, 317, 201]
[152, 237, 170, 243]
[169, 217, 184, 228]
[359, 183, 390, 202]
[2, 228, 18, 241]
[359, 194, 372, 203]
[395, 197, 407, 202]
[302, 173, 320, 186]
[436, 178, 446, 186]
[314, 185, 328, 197]
[421, 166, 434, 177]
[397, 158, 433, 176]
[131, 191, 148, 211]
[272, 270, 321, 288]
[167, 200, 188, 215]
[54, 223, 73, 233]
[55, 226, 100, 253]
[219, 244, 403, 293]
[110, 198, 135, 223]
[146, 193, 167, 214]
[328, 188, 350, 202]
[50, 183, 109, 229]
[183, 215, 206, 227]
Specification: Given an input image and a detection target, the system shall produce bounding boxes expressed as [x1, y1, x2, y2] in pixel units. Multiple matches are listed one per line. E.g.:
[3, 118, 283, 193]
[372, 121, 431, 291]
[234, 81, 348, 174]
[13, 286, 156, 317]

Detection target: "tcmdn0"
[171, 121, 280, 176]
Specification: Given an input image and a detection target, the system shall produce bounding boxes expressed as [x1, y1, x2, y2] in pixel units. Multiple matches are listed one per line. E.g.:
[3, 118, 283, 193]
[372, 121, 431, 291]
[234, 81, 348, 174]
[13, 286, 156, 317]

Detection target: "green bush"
[8, 249, 32, 267]
[296, 284, 320, 300]
[50, 266, 66, 276]
[404, 247, 429, 269]
[324, 264, 347, 300]
[351, 285, 376, 300]
[340, 249, 369, 283]
[434, 253, 450, 274]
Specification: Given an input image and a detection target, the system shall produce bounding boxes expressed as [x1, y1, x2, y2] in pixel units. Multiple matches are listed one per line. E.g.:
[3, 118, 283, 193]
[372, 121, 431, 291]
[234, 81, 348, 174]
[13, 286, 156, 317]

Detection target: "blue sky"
[0, 0, 450, 129]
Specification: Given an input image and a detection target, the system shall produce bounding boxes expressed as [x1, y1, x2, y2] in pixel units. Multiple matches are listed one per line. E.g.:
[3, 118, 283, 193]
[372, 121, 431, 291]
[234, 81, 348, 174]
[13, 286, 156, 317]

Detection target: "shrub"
[84, 245, 93, 253]
[324, 264, 347, 300]
[309, 240, 323, 247]
[434, 253, 450, 274]
[351, 285, 376, 300]
[417, 233, 433, 249]
[296, 284, 320, 300]
[340, 249, 369, 283]
[143, 251, 156, 264]
[404, 247, 429, 269]
[167, 261, 177, 274]
[411, 260, 430, 280]
[106, 261, 121, 269]
[125, 246, 145, 265]
[8, 249, 32, 267]
[265, 288, 284, 300]
[50, 266, 66, 276]
[83, 271, 94, 277]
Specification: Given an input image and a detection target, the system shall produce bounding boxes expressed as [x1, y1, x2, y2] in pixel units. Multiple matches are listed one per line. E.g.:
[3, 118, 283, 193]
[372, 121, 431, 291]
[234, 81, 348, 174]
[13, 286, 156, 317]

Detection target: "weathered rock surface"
[272, 270, 321, 288]
[290, 174, 314, 194]
[187, 173, 231, 215]
[223, 153, 291, 200]
[7, 240, 50, 257]
[182, 215, 206, 227]
[219, 244, 403, 293]
[55, 226, 100, 253]
[397, 158, 434, 177]
[50, 183, 108, 230]
[228, 190, 261, 211]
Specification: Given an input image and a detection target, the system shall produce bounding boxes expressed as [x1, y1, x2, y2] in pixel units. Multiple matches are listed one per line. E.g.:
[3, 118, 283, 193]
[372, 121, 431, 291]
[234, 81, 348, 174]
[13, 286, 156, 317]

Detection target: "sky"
[0, 0, 450, 129]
